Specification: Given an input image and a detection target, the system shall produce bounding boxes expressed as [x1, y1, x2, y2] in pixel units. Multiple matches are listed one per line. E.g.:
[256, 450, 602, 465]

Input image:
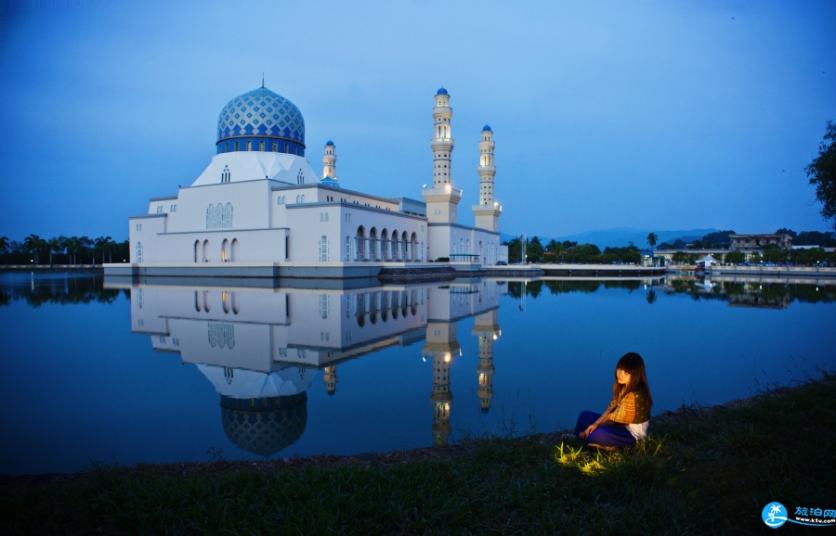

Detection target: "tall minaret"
[472, 125, 501, 232]
[422, 88, 462, 225]
[322, 140, 337, 180]
[472, 310, 500, 413]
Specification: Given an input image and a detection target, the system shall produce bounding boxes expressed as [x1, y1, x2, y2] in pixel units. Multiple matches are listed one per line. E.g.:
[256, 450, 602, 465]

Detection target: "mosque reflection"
[107, 278, 505, 456]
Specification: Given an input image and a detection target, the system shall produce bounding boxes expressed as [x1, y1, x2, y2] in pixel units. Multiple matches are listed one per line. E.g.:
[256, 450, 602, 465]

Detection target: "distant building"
[730, 233, 792, 251]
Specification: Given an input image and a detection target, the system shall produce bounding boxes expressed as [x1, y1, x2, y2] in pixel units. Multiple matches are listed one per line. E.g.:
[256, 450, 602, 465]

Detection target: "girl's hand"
[580, 424, 597, 439]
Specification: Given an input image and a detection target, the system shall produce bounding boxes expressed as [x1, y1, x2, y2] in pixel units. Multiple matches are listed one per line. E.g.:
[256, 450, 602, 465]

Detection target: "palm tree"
[93, 236, 108, 264]
[647, 232, 658, 250]
[78, 236, 93, 264]
[55, 236, 69, 264]
[0, 236, 9, 255]
[65, 236, 81, 264]
[23, 234, 47, 264]
[47, 237, 63, 266]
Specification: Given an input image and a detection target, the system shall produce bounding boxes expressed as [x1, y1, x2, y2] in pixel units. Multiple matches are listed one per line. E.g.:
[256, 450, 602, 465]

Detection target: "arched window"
[369, 228, 378, 261]
[221, 165, 231, 184]
[411, 232, 418, 262]
[230, 238, 238, 262]
[221, 239, 229, 263]
[193, 240, 200, 263]
[202, 239, 209, 262]
[319, 235, 329, 262]
[380, 229, 389, 260]
[402, 231, 408, 260]
[231, 292, 239, 315]
[202, 290, 210, 312]
[222, 290, 231, 313]
[297, 169, 304, 184]
[355, 226, 365, 261]
[390, 229, 399, 261]
[194, 290, 200, 312]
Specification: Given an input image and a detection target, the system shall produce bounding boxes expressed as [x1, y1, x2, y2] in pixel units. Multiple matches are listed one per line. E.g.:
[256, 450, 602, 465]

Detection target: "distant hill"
[501, 228, 719, 249]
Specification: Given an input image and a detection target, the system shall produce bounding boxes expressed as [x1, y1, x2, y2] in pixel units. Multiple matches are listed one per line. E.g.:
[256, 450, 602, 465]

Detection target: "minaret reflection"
[323, 365, 337, 395]
[423, 320, 460, 446]
[472, 309, 500, 413]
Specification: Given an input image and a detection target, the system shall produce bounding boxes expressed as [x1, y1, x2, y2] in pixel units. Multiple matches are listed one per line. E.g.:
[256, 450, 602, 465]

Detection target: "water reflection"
[2, 270, 832, 471]
[107, 278, 505, 454]
[501, 276, 836, 309]
[661, 276, 836, 308]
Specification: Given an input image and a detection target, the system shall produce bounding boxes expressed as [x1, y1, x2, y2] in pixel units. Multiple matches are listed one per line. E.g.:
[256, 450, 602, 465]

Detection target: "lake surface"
[1, 271, 834, 475]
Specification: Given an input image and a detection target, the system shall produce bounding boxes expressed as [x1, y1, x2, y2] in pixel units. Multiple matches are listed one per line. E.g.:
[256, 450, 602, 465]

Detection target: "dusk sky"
[1, 0, 835, 241]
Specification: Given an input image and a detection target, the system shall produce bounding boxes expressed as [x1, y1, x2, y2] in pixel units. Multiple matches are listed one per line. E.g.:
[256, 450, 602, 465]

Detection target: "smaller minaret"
[472, 310, 500, 413]
[323, 365, 337, 396]
[472, 125, 501, 232]
[322, 140, 337, 181]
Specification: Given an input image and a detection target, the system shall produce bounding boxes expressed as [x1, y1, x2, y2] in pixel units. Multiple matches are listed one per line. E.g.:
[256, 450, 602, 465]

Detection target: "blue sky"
[1, 0, 834, 241]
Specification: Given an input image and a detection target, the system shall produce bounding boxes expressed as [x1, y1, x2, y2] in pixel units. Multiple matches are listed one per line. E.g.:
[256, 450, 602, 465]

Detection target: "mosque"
[111, 85, 506, 278]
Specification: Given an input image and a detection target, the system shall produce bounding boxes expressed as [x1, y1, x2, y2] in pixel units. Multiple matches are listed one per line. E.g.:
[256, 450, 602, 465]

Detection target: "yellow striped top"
[607, 390, 651, 424]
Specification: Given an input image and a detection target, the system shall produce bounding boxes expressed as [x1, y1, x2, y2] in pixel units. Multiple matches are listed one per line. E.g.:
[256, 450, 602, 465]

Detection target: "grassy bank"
[2, 374, 834, 534]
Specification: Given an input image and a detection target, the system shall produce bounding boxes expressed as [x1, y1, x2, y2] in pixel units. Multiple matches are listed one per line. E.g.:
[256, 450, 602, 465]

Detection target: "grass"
[2, 373, 834, 535]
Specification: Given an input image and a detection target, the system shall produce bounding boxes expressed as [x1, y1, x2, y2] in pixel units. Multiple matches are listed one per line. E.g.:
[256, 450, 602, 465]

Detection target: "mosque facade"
[117, 86, 505, 278]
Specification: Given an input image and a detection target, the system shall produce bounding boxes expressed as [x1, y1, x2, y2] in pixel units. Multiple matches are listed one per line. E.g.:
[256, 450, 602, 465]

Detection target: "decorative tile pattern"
[217, 87, 305, 145]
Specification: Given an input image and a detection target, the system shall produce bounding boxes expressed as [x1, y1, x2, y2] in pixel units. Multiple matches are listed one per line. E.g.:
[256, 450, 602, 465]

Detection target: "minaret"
[472, 125, 501, 232]
[472, 310, 500, 413]
[423, 320, 460, 446]
[323, 365, 337, 396]
[322, 140, 337, 181]
[422, 88, 462, 225]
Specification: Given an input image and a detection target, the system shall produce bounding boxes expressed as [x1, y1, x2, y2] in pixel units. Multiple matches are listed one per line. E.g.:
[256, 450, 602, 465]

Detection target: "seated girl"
[574, 352, 653, 448]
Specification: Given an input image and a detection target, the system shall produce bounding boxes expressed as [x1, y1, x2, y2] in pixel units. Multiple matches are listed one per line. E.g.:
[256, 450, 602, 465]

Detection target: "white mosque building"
[107, 85, 505, 278]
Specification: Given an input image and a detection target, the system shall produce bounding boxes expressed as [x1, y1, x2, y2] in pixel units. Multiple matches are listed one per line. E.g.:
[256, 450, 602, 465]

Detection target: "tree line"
[502, 236, 644, 264]
[657, 229, 836, 250]
[0, 235, 129, 265]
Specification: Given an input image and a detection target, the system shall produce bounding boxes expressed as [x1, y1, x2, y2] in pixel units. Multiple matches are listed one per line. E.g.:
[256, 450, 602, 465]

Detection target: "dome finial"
[261, 73, 265, 88]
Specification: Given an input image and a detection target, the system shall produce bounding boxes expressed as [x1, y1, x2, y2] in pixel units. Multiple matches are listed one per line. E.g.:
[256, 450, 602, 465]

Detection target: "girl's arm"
[587, 399, 617, 430]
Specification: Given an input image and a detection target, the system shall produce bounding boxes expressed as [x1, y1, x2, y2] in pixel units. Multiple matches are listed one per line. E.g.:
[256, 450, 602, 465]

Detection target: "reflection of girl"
[574, 352, 653, 448]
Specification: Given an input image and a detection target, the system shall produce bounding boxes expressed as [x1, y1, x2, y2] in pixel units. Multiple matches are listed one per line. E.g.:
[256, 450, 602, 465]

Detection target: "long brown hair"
[612, 352, 653, 407]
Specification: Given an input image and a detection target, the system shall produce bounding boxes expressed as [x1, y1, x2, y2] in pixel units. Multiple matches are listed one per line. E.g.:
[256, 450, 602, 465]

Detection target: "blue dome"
[482, 125, 492, 132]
[216, 86, 305, 156]
[325, 140, 334, 146]
[436, 87, 448, 96]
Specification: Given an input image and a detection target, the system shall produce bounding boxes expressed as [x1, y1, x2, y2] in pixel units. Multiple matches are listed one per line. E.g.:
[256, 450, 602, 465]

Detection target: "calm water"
[0, 272, 834, 475]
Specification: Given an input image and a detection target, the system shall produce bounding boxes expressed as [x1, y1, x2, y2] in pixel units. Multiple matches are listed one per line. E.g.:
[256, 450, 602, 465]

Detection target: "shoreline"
[2, 372, 833, 533]
[3, 372, 831, 485]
